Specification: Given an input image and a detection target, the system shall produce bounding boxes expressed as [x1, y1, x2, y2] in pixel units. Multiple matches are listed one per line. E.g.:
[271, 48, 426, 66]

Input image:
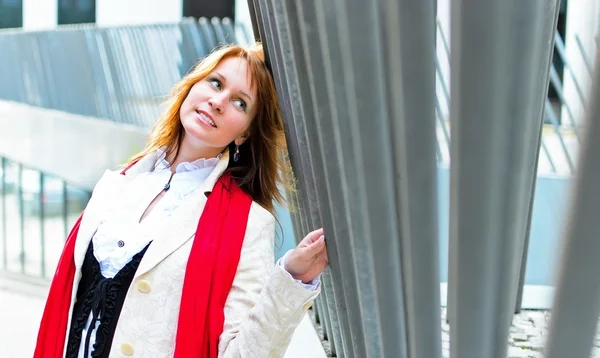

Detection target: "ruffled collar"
[155, 148, 222, 173]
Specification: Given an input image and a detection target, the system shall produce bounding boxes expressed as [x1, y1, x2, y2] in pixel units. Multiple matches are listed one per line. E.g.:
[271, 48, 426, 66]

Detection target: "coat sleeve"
[218, 207, 321, 358]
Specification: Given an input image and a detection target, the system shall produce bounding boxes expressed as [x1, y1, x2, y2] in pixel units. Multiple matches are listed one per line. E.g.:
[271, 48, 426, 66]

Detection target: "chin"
[183, 128, 206, 144]
[181, 126, 217, 149]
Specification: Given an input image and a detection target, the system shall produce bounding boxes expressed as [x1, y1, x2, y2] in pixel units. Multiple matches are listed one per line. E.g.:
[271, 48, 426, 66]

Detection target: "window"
[58, 0, 95, 25]
[1, 0, 22, 7]
[0, 0, 22, 29]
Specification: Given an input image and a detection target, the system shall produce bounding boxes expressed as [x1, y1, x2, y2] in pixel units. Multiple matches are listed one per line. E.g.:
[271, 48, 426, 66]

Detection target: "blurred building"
[0, 0, 244, 29]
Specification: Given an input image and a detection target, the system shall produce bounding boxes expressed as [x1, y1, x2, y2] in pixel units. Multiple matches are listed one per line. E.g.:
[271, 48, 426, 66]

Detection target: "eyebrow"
[215, 72, 253, 104]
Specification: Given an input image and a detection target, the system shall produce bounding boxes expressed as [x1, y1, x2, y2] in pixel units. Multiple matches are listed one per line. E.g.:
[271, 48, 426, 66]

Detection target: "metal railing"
[249, 0, 600, 358]
[434, 19, 594, 175]
[0, 17, 251, 127]
[0, 156, 90, 279]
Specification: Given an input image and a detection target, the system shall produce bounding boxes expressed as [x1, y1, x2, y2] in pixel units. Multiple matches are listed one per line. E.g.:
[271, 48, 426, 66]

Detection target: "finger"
[298, 235, 324, 255]
[304, 228, 324, 243]
[305, 235, 326, 253]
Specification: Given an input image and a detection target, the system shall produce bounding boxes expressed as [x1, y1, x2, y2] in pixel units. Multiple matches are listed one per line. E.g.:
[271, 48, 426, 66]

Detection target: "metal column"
[447, 1, 560, 358]
[544, 28, 600, 358]
[250, 0, 442, 357]
[381, 1, 442, 357]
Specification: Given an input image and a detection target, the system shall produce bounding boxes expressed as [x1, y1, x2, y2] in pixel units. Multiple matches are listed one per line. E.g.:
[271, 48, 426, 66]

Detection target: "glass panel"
[0, 161, 91, 278]
[0, 157, 10, 269]
[41, 172, 64, 277]
[21, 167, 42, 276]
[4, 160, 21, 273]
[40, 174, 90, 277]
[0, 158, 16, 195]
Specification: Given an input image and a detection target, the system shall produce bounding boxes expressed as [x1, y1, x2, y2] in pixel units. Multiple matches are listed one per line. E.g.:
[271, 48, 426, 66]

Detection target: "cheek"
[183, 86, 205, 110]
[224, 113, 252, 135]
[181, 97, 194, 114]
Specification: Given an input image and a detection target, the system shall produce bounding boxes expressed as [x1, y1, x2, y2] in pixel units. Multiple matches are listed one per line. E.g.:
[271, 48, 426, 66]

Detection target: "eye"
[208, 77, 222, 90]
[233, 99, 248, 112]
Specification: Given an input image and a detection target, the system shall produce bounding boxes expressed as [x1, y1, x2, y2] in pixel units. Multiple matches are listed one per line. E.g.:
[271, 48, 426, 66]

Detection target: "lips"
[196, 110, 217, 128]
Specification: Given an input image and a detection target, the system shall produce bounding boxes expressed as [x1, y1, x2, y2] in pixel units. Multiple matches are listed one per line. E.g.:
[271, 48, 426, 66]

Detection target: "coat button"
[121, 343, 135, 355]
[137, 280, 152, 293]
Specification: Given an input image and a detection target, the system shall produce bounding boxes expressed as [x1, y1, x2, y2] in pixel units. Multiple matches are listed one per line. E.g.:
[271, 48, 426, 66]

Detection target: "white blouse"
[92, 154, 219, 278]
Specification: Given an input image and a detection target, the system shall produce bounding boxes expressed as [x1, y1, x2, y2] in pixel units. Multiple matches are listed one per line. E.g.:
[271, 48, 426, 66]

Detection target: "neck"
[168, 136, 224, 172]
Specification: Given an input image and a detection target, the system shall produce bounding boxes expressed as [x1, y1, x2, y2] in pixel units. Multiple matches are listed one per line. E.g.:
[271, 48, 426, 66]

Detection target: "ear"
[234, 131, 250, 146]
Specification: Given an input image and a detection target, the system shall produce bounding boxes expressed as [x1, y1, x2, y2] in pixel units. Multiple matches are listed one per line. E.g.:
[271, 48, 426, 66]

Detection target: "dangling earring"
[234, 144, 240, 162]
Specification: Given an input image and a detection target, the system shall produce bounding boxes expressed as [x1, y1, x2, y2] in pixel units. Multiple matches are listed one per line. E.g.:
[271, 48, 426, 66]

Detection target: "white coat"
[64, 151, 320, 357]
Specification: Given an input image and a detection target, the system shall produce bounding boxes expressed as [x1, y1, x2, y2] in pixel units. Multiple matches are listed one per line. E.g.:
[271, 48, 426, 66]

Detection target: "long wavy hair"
[128, 43, 290, 213]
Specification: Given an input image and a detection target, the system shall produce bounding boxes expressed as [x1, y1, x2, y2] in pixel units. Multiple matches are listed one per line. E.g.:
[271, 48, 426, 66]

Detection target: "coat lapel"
[134, 151, 230, 279]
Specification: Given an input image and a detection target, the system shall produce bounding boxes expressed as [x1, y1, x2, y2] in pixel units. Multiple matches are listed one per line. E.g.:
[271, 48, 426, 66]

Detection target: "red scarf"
[34, 170, 252, 357]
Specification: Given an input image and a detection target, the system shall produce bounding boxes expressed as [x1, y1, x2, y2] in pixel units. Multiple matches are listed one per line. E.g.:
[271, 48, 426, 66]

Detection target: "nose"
[208, 93, 226, 113]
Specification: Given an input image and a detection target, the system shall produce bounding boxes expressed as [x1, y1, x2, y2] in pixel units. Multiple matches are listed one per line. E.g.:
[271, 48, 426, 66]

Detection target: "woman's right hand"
[283, 228, 329, 284]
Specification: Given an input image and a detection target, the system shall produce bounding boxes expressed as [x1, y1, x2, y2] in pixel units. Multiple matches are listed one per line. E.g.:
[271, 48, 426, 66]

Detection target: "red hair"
[129, 43, 290, 213]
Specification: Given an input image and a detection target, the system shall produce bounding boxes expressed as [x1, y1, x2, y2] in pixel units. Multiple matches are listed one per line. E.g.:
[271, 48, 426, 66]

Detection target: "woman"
[34, 42, 328, 357]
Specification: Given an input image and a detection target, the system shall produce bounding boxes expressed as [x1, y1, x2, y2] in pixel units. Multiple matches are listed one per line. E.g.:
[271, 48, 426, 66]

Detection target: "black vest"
[65, 242, 150, 358]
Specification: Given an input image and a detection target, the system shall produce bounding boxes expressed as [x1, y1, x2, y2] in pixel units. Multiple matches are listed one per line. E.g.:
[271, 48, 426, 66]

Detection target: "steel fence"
[249, 0, 600, 357]
[0, 17, 250, 127]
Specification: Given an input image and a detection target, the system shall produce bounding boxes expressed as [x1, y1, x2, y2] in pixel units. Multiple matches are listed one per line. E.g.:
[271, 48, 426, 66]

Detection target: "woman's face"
[180, 57, 258, 154]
